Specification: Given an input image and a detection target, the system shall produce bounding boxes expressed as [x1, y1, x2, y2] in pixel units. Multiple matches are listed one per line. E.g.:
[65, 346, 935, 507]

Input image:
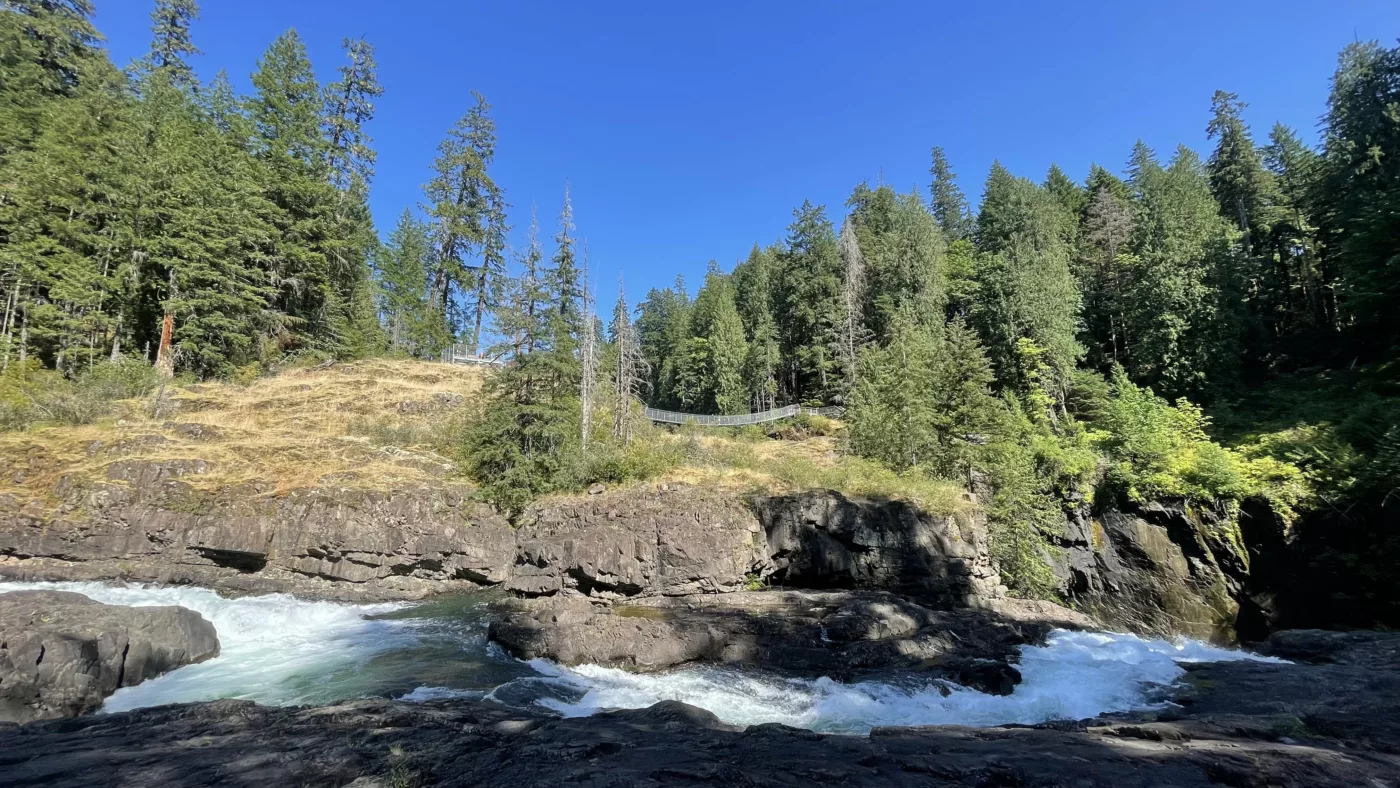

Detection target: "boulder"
[508, 485, 769, 597]
[489, 589, 1092, 693]
[0, 590, 219, 722]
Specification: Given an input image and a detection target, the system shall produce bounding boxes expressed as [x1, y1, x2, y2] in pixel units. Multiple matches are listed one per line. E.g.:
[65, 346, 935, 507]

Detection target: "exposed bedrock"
[0, 590, 218, 723]
[2, 630, 1397, 788]
[1, 462, 1281, 644]
[489, 589, 1094, 694]
[1054, 498, 1252, 643]
[0, 462, 515, 601]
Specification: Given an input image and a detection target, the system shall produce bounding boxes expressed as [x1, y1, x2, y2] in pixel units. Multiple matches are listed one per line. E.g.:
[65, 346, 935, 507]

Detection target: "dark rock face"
[2, 630, 1398, 788]
[490, 589, 1093, 692]
[755, 493, 1004, 605]
[508, 487, 768, 598]
[1055, 499, 1245, 642]
[0, 591, 218, 723]
[0, 467, 515, 601]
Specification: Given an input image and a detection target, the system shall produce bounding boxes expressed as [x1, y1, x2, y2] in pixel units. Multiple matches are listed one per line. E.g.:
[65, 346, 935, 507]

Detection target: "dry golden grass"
[0, 359, 489, 508]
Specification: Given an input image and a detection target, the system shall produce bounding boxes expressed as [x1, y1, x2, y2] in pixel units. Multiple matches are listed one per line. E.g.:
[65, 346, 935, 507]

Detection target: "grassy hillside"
[0, 359, 969, 518]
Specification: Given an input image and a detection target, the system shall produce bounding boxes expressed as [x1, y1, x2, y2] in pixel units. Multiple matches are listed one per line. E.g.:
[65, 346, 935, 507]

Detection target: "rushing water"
[0, 581, 1280, 733]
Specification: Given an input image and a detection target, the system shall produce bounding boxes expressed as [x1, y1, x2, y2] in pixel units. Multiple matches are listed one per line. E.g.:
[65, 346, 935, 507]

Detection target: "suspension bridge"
[444, 346, 841, 425]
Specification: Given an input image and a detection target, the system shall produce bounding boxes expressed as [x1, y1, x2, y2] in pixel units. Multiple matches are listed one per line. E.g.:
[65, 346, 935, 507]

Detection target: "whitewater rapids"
[0, 581, 1279, 733]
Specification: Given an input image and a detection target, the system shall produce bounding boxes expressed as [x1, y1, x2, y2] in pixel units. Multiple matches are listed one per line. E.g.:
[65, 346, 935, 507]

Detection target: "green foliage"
[1091, 367, 1308, 519]
[0, 357, 160, 431]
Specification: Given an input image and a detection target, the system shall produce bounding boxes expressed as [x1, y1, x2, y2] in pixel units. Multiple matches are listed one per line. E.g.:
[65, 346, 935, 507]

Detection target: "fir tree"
[929, 146, 972, 241]
[143, 0, 200, 91]
[376, 209, 432, 355]
[775, 201, 843, 404]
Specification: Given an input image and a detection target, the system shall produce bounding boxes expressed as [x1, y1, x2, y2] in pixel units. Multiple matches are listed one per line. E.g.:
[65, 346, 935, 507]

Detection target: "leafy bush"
[1093, 367, 1308, 519]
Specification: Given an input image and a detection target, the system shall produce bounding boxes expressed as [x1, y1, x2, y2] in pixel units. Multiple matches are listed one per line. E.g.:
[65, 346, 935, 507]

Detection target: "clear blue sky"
[94, 0, 1400, 302]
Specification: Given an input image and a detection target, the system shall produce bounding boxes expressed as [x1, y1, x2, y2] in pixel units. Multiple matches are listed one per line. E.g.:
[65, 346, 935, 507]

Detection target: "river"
[0, 580, 1279, 734]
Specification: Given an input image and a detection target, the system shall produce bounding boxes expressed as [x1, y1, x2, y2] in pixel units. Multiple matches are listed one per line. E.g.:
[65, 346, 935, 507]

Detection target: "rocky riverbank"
[1, 475, 1259, 641]
[1, 629, 1395, 788]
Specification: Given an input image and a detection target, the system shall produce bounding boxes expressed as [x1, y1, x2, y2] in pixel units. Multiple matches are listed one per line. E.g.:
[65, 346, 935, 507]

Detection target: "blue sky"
[94, 0, 1400, 301]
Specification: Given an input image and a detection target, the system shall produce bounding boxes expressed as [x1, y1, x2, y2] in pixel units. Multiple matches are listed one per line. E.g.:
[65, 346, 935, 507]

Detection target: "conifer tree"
[971, 163, 1083, 405]
[1126, 143, 1240, 396]
[673, 266, 748, 413]
[929, 146, 972, 241]
[847, 184, 946, 339]
[549, 185, 582, 362]
[611, 276, 646, 443]
[1322, 42, 1400, 350]
[143, 0, 200, 91]
[423, 93, 501, 349]
[247, 29, 336, 351]
[376, 209, 431, 354]
[1263, 123, 1331, 332]
[732, 245, 781, 409]
[775, 201, 843, 404]
[835, 214, 869, 398]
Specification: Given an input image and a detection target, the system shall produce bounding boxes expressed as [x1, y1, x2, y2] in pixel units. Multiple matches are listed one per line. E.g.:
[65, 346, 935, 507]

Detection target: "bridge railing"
[642, 404, 843, 426]
[441, 344, 507, 367]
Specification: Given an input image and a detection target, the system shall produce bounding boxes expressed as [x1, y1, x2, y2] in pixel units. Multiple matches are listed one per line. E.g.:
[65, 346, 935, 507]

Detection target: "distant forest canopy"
[7, 1, 1400, 607]
[4, 0, 1399, 406]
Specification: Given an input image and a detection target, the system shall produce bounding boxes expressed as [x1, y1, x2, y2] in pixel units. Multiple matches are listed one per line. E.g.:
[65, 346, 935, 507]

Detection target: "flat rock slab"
[0, 590, 219, 723]
[489, 589, 1093, 693]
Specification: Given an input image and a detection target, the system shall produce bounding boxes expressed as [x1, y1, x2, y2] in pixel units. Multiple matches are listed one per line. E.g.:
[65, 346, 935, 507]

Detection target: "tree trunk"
[471, 268, 487, 356]
[154, 313, 175, 378]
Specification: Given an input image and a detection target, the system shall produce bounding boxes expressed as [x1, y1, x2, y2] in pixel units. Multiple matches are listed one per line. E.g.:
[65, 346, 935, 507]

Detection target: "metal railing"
[642, 404, 843, 426]
[441, 344, 507, 367]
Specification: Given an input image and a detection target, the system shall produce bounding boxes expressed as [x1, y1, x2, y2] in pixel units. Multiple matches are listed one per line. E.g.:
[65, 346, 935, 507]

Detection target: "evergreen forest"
[4, 0, 1399, 618]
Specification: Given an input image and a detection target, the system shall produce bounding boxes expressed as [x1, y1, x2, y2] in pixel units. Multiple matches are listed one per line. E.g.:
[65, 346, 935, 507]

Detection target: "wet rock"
[1056, 499, 1243, 642]
[4, 633, 1400, 788]
[0, 590, 218, 723]
[489, 589, 1091, 692]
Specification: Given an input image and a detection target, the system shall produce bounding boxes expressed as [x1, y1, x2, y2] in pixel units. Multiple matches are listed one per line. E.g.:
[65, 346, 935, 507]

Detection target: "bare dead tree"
[579, 242, 598, 449]
[835, 215, 871, 399]
[612, 274, 649, 445]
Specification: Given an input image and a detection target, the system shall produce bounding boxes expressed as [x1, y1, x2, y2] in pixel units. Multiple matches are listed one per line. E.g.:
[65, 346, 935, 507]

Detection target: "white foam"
[2, 581, 1282, 733]
[0, 580, 412, 710]
[528, 630, 1284, 733]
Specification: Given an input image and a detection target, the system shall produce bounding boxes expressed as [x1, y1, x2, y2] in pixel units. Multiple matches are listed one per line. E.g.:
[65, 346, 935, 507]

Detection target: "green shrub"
[0, 358, 161, 431]
[1093, 367, 1308, 520]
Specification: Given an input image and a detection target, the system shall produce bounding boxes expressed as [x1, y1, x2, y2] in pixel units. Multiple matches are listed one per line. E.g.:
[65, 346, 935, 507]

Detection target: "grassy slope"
[0, 359, 487, 509]
[0, 359, 968, 519]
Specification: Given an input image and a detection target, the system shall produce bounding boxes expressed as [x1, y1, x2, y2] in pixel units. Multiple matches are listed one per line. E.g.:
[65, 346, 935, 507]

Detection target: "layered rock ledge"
[0, 591, 219, 722]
